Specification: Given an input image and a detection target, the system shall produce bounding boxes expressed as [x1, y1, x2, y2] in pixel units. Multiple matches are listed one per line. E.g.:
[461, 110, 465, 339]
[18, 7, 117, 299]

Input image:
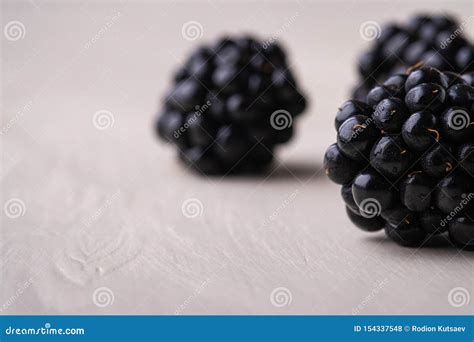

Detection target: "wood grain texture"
[1, 1, 473, 315]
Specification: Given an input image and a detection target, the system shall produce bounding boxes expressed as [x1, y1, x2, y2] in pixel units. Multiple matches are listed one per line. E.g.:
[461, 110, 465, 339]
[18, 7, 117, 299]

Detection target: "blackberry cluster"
[324, 66, 474, 248]
[155, 36, 307, 175]
[354, 14, 473, 100]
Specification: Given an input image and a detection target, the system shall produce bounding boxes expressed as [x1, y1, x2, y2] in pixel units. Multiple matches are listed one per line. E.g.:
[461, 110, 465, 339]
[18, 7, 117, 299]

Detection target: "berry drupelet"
[353, 14, 473, 100]
[324, 66, 474, 249]
[155, 36, 307, 175]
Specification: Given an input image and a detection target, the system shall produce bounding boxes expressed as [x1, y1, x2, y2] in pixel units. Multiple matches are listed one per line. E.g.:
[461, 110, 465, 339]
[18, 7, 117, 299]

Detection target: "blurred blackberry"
[155, 36, 307, 175]
[354, 14, 473, 100]
[325, 65, 474, 249]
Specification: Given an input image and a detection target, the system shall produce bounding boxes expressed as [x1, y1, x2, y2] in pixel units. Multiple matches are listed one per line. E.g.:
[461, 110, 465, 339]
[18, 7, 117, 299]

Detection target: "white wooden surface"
[1, 0, 473, 315]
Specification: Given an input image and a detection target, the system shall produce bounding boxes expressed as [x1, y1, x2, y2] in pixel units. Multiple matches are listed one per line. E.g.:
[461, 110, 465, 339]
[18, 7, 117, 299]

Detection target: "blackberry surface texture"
[324, 66, 474, 249]
[155, 36, 307, 175]
[354, 14, 473, 100]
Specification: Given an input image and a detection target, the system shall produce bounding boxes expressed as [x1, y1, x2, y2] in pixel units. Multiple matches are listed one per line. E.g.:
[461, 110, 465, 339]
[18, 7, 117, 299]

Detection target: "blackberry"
[155, 36, 307, 175]
[324, 66, 474, 249]
[353, 14, 473, 100]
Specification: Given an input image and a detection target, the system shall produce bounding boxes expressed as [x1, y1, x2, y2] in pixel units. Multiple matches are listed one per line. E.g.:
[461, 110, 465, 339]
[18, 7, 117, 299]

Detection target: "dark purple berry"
[405, 83, 446, 113]
[324, 144, 362, 185]
[402, 111, 439, 152]
[337, 115, 379, 162]
[346, 206, 385, 232]
[156, 35, 306, 174]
